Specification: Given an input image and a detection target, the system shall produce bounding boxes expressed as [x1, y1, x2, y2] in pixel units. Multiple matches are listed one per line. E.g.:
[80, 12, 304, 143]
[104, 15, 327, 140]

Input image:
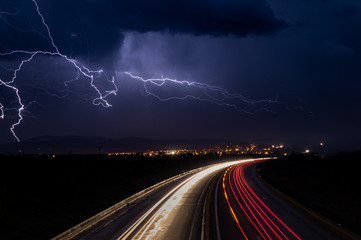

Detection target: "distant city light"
[305, 149, 310, 154]
[106, 142, 295, 157]
[320, 142, 324, 146]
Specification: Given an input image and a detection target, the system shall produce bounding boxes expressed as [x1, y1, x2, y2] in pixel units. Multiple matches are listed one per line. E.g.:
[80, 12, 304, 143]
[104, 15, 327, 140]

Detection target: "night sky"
[1, 0, 361, 151]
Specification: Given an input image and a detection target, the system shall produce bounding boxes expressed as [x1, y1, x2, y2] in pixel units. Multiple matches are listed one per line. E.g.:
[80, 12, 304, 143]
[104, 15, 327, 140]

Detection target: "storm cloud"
[0, 0, 285, 66]
[1, 0, 361, 151]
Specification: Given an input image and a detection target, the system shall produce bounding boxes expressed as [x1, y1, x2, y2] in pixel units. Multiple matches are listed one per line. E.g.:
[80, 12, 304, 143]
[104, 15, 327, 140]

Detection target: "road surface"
[54, 158, 357, 240]
[217, 161, 347, 239]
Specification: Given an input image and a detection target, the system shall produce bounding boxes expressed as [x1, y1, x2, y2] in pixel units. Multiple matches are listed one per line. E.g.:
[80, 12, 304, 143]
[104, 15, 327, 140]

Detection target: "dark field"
[0, 153, 244, 240]
[257, 154, 361, 236]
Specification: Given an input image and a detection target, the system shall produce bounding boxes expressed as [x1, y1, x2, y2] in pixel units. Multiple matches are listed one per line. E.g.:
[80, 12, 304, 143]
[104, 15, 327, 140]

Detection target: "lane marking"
[215, 176, 222, 240]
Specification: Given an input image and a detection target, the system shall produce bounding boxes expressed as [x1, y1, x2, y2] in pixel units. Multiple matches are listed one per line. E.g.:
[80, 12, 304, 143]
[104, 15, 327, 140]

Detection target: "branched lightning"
[0, 0, 118, 141]
[1, 0, 281, 142]
[124, 72, 278, 114]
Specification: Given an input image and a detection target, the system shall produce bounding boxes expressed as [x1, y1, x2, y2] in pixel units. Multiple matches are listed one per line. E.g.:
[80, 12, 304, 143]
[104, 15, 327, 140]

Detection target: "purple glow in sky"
[1, 0, 361, 151]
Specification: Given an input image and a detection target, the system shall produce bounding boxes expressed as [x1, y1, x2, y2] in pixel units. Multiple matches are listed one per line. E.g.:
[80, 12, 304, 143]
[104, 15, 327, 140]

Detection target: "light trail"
[234, 164, 287, 239]
[228, 166, 267, 239]
[238, 163, 302, 239]
[222, 167, 248, 239]
[119, 159, 257, 240]
[232, 165, 278, 240]
[224, 162, 302, 240]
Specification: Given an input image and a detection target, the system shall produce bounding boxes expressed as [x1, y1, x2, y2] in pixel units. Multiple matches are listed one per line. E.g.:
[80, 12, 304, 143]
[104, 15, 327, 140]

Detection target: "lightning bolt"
[0, 0, 118, 142]
[0, 9, 20, 16]
[0, 103, 4, 119]
[124, 72, 278, 114]
[1, 0, 282, 142]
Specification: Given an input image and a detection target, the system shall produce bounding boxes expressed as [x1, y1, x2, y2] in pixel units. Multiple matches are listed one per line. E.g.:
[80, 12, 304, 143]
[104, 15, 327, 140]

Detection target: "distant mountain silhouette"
[0, 135, 230, 155]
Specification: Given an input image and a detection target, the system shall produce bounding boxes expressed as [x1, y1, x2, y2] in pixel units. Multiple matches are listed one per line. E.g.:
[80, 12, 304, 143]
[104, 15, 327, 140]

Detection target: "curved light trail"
[118, 159, 257, 240]
[224, 162, 302, 240]
[53, 158, 343, 240]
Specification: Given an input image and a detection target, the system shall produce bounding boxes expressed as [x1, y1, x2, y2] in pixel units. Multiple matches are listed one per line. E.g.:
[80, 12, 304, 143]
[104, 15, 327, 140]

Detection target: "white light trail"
[119, 159, 259, 240]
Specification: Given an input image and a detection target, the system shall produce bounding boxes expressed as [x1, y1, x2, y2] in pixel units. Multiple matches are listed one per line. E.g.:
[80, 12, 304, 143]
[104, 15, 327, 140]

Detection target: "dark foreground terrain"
[258, 153, 361, 236]
[0, 153, 242, 240]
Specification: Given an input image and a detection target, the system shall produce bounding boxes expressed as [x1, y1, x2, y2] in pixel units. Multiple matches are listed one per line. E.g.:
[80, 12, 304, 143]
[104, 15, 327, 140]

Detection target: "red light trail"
[223, 162, 302, 240]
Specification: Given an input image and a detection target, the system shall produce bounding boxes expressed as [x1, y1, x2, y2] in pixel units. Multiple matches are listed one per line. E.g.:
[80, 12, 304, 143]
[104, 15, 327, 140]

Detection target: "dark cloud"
[1, 0, 285, 67]
[96, 0, 286, 35]
[332, 4, 359, 20]
[2, 0, 361, 151]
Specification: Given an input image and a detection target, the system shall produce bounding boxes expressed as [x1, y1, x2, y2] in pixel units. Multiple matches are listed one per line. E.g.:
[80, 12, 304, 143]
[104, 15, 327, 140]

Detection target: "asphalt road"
[217, 161, 346, 240]
[56, 158, 358, 240]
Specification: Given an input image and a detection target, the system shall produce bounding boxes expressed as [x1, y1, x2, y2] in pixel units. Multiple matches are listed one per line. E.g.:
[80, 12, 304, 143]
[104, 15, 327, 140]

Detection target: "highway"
[54, 158, 355, 240]
[219, 162, 343, 240]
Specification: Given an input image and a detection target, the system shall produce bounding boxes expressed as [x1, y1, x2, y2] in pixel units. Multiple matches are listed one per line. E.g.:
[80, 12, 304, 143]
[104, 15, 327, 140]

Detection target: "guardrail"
[52, 167, 207, 240]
